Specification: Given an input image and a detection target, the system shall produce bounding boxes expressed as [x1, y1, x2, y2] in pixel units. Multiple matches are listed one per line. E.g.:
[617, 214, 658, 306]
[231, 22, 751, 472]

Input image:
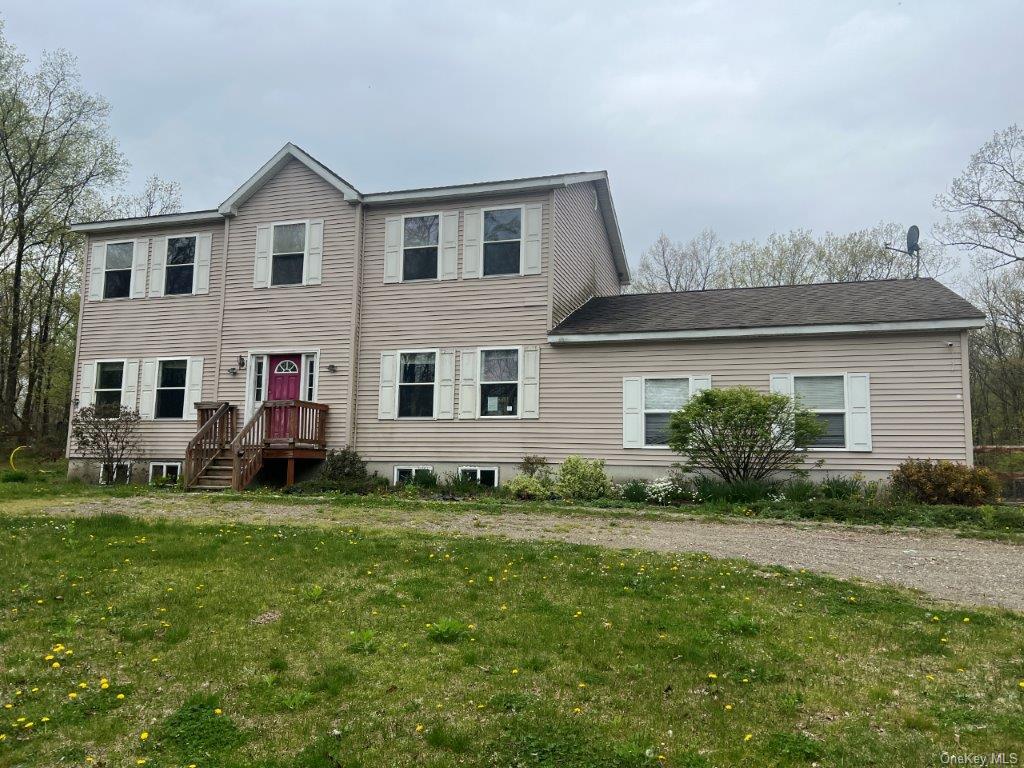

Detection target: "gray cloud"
[6, 0, 1022, 267]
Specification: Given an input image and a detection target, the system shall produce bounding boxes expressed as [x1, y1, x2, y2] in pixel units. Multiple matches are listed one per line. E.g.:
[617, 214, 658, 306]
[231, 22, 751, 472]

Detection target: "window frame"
[98, 461, 132, 485]
[395, 348, 439, 420]
[458, 465, 499, 487]
[149, 462, 182, 483]
[791, 372, 850, 452]
[92, 358, 128, 416]
[477, 346, 523, 420]
[400, 211, 442, 282]
[393, 465, 434, 484]
[102, 240, 135, 300]
[641, 375, 693, 449]
[481, 205, 525, 278]
[162, 233, 199, 296]
[153, 357, 189, 420]
[269, 219, 310, 288]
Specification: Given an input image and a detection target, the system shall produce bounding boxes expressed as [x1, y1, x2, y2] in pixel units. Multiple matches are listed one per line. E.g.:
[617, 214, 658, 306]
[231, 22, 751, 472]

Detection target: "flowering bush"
[556, 456, 612, 501]
[645, 476, 694, 505]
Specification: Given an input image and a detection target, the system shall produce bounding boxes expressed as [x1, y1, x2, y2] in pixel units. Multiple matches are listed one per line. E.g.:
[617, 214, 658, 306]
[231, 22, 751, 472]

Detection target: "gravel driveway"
[25, 497, 1024, 612]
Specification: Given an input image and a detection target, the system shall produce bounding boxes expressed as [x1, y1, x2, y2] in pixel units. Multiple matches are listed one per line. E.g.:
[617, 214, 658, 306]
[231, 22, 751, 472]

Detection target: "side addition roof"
[549, 278, 986, 343]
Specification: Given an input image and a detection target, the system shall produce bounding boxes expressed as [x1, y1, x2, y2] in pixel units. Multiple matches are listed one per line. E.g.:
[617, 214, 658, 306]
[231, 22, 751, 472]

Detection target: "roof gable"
[218, 143, 361, 215]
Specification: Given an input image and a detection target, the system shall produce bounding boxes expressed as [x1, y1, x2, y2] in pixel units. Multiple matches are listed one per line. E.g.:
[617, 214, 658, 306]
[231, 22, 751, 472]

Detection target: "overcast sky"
[5, 1, 1022, 269]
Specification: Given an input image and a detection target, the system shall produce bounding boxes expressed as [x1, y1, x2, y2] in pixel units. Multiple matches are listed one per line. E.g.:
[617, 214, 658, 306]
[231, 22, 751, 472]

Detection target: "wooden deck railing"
[263, 399, 329, 447]
[230, 402, 268, 492]
[184, 401, 236, 488]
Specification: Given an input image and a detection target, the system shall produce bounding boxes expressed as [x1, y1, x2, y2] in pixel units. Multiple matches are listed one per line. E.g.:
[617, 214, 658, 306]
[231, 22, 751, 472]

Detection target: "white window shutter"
[458, 350, 478, 419]
[121, 360, 140, 410]
[770, 374, 793, 397]
[440, 211, 459, 280]
[437, 349, 455, 419]
[523, 203, 542, 275]
[623, 377, 643, 448]
[185, 357, 204, 419]
[138, 359, 158, 419]
[462, 209, 482, 278]
[79, 362, 96, 407]
[88, 243, 105, 300]
[131, 239, 149, 298]
[522, 345, 540, 418]
[846, 373, 872, 451]
[690, 375, 712, 397]
[383, 216, 402, 283]
[378, 352, 398, 419]
[254, 224, 271, 288]
[195, 233, 213, 294]
[149, 237, 167, 296]
[305, 220, 324, 285]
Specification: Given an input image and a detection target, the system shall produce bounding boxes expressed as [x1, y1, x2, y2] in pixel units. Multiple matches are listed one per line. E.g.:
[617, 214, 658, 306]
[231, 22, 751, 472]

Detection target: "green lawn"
[0, 512, 1022, 767]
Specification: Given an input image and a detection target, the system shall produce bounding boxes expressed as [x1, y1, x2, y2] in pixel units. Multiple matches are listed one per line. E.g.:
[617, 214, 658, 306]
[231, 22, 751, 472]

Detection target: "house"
[68, 143, 986, 489]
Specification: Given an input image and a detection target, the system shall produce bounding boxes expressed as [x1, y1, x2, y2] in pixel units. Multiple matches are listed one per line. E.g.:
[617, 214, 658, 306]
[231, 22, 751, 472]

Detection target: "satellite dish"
[906, 225, 920, 256]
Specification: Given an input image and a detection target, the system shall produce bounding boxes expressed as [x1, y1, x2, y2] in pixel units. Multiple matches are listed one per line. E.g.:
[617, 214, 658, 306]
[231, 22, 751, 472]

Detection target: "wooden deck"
[184, 399, 328, 490]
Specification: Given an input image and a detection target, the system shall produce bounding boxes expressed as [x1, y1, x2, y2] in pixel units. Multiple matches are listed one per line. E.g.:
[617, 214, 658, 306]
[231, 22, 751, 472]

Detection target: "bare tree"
[69, 405, 141, 483]
[936, 125, 1024, 269]
[108, 174, 182, 219]
[724, 229, 820, 288]
[631, 229, 727, 293]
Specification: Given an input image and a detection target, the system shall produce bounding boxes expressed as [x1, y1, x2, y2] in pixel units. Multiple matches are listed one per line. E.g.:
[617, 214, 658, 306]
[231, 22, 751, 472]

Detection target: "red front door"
[268, 354, 301, 439]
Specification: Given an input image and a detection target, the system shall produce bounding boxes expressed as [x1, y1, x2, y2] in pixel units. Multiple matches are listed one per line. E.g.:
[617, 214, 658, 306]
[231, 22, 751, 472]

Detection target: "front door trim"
[243, 347, 320, 422]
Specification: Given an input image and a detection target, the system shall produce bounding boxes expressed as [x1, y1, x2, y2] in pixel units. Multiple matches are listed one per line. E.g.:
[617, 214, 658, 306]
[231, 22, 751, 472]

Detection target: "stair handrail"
[229, 402, 268, 491]
[184, 401, 234, 488]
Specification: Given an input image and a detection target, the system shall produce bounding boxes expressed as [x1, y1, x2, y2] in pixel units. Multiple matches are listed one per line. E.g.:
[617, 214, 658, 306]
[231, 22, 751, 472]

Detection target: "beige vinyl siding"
[216, 159, 357, 445]
[357, 330, 969, 475]
[355, 193, 551, 456]
[70, 223, 224, 458]
[551, 182, 620, 325]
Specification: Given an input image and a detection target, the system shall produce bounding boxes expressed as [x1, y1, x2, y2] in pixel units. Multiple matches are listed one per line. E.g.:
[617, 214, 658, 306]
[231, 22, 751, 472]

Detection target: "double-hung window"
[483, 208, 522, 276]
[155, 360, 188, 419]
[103, 242, 134, 299]
[397, 351, 436, 418]
[271, 222, 307, 286]
[94, 361, 125, 416]
[402, 214, 439, 281]
[479, 348, 519, 417]
[165, 236, 196, 295]
[643, 378, 689, 447]
[794, 375, 847, 449]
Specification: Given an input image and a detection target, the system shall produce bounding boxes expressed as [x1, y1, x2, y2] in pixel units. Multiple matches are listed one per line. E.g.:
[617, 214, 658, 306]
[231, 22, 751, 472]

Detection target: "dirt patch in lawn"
[23, 494, 1024, 612]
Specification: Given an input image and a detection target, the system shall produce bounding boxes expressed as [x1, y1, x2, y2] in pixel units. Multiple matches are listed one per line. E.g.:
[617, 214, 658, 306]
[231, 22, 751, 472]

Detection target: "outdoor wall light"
[237, 355, 247, 369]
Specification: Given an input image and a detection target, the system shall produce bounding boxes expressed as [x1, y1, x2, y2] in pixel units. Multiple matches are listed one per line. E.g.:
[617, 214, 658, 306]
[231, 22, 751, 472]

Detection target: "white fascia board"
[547, 317, 988, 344]
[362, 171, 608, 204]
[219, 143, 361, 215]
[70, 210, 223, 233]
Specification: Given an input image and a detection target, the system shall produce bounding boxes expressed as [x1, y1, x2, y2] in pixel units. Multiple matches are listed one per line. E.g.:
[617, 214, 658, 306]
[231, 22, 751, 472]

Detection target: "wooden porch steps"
[184, 399, 328, 491]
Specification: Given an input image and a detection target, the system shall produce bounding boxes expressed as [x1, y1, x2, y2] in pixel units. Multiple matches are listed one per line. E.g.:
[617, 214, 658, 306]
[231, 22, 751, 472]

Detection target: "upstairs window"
[271, 222, 306, 286]
[103, 242, 134, 298]
[94, 361, 125, 416]
[165, 236, 196, 295]
[644, 378, 689, 447]
[483, 208, 521, 276]
[794, 375, 847, 449]
[480, 348, 519, 417]
[398, 351, 436, 418]
[155, 359, 188, 419]
[402, 214, 439, 281]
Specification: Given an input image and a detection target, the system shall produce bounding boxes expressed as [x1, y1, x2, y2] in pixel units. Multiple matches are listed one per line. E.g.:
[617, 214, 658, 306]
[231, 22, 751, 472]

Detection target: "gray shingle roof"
[550, 278, 984, 336]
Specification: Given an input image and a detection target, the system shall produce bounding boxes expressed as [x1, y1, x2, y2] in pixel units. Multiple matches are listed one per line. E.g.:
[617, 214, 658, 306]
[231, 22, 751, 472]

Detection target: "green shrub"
[438, 472, 490, 497]
[502, 474, 551, 500]
[0, 470, 28, 483]
[617, 478, 649, 503]
[780, 478, 819, 502]
[519, 455, 549, 478]
[412, 470, 439, 489]
[286, 446, 378, 495]
[426, 618, 468, 643]
[891, 459, 1001, 506]
[556, 456, 612, 501]
[669, 386, 823, 482]
[817, 474, 866, 500]
[694, 476, 776, 504]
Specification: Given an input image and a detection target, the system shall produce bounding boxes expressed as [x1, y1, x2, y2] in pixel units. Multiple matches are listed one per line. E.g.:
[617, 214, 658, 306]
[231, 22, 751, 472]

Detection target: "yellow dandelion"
[68, 692, 78, 700]
[511, 669, 519, 675]
[415, 724, 424, 732]
[963, 617, 970, 623]
[140, 731, 149, 741]
[744, 734, 753, 742]
[116, 693, 125, 700]
[707, 673, 718, 680]
[41, 717, 49, 722]
[51, 661, 60, 669]
[214, 708, 222, 716]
